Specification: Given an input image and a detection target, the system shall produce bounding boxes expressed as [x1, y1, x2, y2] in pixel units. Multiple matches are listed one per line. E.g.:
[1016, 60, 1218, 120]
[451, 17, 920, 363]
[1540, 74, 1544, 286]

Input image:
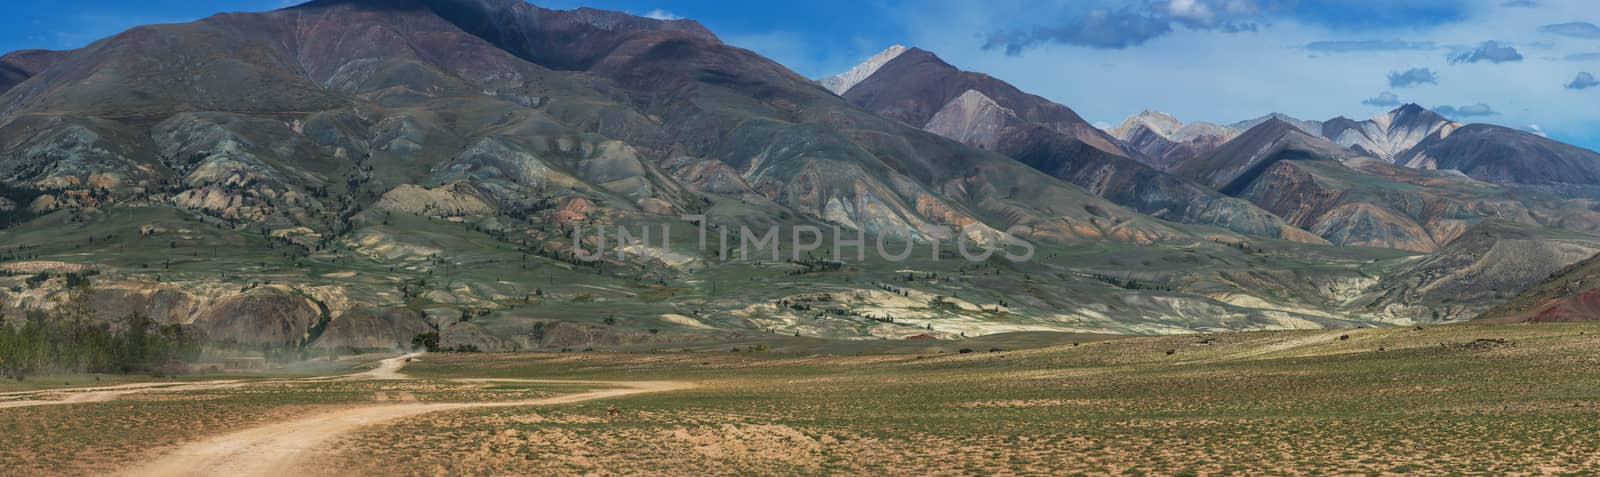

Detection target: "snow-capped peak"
[1109, 110, 1183, 141]
[1230, 113, 1324, 137]
[1325, 104, 1461, 161]
[819, 45, 909, 96]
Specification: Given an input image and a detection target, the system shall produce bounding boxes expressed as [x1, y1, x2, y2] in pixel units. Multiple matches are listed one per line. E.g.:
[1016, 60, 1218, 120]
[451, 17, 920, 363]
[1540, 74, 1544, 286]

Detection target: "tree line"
[0, 182, 46, 228]
[0, 311, 201, 381]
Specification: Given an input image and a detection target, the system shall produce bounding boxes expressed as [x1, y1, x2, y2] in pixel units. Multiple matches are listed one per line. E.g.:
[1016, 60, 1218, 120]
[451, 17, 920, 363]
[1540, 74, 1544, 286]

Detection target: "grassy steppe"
[1, 323, 1598, 476]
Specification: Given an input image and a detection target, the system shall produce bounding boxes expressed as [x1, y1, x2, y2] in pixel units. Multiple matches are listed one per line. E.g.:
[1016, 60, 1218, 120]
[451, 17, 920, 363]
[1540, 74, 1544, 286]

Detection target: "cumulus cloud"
[1448, 41, 1524, 64]
[1567, 72, 1599, 90]
[1388, 68, 1439, 88]
[1283, 0, 1470, 30]
[1434, 103, 1499, 117]
[982, 0, 1268, 53]
[1362, 91, 1401, 107]
[982, 0, 1480, 54]
[1165, 0, 1263, 30]
[1525, 124, 1549, 137]
[1304, 40, 1435, 53]
[984, 8, 1172, 53]
[642, 9, 683, 21]
[1540, 22, 1600, 39]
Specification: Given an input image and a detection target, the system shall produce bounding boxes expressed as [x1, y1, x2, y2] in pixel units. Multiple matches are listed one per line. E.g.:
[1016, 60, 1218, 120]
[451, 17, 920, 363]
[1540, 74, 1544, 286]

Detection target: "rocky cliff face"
[0, 275, 433, 349]
[924, 90, 1015, 152]
[313, 307, 434, 349]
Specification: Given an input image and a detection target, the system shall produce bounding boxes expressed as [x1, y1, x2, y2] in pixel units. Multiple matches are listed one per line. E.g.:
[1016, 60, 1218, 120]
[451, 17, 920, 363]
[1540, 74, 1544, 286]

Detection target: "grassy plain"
[1, 323, 1598, 475]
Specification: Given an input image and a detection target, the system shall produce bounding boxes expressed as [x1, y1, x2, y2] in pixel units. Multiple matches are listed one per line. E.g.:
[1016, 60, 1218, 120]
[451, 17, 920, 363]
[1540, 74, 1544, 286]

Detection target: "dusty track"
[121, 355, 692, 477]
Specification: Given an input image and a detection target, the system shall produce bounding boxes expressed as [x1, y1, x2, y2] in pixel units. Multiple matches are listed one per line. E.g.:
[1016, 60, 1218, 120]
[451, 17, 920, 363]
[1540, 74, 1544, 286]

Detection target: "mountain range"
[2, 0, 1599, 352]
[829, 46, 1320, 244]
[1107, 110, 1237, 170]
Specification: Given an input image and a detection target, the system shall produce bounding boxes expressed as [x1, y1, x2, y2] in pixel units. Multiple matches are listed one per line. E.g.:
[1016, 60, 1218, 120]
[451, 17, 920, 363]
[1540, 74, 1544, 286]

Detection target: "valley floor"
[3, 323, 1600, 476]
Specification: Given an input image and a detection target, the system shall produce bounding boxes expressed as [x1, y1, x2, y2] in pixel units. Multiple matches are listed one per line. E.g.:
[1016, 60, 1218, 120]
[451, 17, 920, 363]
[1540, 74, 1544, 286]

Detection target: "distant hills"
[825, 45, 1600, 254]
[833, 46, 1320, 244]
[1107, 111, 1237, 169]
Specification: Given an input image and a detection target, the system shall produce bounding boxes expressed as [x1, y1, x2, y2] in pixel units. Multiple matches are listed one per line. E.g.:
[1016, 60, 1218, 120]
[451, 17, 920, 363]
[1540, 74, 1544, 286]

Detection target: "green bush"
[411, 332, 441, 352]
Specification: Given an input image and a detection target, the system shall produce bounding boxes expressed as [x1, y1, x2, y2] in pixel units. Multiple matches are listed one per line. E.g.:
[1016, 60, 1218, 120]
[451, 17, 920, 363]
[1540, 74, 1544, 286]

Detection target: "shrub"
[411, 332, 441, 352]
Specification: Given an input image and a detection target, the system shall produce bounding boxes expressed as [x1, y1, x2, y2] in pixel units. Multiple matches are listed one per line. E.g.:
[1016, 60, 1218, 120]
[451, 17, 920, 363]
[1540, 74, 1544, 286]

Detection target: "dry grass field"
[3, 323, 1600, 476]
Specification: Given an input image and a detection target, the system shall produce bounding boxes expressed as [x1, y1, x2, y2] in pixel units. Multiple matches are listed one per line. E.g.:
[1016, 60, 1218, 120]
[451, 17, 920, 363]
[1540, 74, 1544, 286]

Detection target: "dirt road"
[342, 352, 424, 380]
[0, 380, 249, 409]
[0, 352, 421, 409]
[121, 356, 692, 477]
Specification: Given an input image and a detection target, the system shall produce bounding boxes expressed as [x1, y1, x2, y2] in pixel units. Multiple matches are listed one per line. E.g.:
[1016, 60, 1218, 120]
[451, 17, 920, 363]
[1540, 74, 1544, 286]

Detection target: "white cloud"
[642, 9, 683, 21]
[1389, 68, 1439, 88]
[1363, 91, 1402, 107]
[1167, 0, 1214, 22]
[1567, 72, 1598, 89]
[1435, 103, 1500, 117]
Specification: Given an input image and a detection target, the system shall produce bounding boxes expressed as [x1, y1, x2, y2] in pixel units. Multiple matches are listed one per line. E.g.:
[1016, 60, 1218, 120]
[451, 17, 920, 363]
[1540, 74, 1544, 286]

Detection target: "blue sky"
[2, 0, 1597, 150]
